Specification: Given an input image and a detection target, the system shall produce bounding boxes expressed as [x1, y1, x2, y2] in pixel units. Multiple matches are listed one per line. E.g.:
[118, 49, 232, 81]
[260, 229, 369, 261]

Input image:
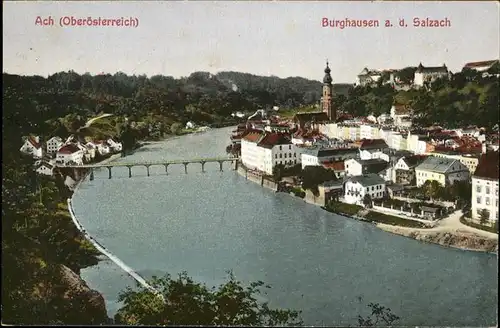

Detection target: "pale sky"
[3, 1, 499, 83]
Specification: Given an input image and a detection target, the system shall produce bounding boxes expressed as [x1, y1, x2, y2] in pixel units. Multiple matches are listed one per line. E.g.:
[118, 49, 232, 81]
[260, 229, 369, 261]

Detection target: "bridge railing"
[54, 156, 240, 168]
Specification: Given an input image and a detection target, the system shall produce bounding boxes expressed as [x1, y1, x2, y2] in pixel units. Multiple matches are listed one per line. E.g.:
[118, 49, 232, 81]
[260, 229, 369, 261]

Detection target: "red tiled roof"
[359, 139, 389, 150]
[473, 151, 499, 180]
[28, 136, 41, 149]
[257, 133, 291, 149]
[464, 60, 498, 68]
[242, 131, 262, 143]
[323, 161, 345, 171]
[57, 144, 81, 154]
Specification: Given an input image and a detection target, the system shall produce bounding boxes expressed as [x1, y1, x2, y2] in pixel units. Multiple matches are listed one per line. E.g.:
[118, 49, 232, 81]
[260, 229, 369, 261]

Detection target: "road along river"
[73, 127, 498, 326]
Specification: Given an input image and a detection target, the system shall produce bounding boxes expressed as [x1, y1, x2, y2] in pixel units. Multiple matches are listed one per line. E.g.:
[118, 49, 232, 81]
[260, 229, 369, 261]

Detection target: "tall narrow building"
[321, 61, 336, 122]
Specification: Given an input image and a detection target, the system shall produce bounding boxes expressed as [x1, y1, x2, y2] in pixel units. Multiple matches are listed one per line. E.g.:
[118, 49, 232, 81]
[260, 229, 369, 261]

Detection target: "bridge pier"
[106, 166, 112, 179]
[145, 165, 151, 177]
[218, 161, 224, 172]
[183, 162, 188, 174]
[164, 164, 169, 175]
[232, 160, 239, 171]
[127, 166, 132, 178]
[200, 161, 206, 173]
[89, 168, 94, 181]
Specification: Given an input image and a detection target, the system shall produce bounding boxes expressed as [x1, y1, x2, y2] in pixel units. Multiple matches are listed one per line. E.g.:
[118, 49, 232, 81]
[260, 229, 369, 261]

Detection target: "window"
[496, 188, 498, 196]
[496, 199, 498, 208]
[294, 153, 296, 158]
[289, 145, 291, 150]
[279, 154, 282, 158]
[486, 197, 490, 206]
[477, 197, 482, 204]
[486, 187, 491, 195]
[294, 159, 297, 164]
[476, 185, 481, 193]
[275, 154, 277, 159]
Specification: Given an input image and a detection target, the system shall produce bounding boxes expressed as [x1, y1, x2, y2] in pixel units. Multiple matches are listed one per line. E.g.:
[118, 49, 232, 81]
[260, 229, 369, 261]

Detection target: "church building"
[321, 61, 336, 122]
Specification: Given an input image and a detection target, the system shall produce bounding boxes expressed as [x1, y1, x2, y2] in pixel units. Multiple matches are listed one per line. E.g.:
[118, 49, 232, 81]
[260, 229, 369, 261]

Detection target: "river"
[73, 127, 498, 326]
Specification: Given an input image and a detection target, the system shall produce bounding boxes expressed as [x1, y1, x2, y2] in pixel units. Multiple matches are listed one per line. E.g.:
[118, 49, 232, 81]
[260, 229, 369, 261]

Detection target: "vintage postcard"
[2, 0, 499, 326]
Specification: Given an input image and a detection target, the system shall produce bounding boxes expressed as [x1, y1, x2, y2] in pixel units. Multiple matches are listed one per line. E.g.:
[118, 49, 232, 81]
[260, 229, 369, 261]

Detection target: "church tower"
[321, 61, 336, 122]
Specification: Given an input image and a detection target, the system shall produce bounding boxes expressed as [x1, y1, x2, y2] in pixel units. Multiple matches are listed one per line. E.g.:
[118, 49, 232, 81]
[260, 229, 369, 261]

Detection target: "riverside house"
[415, 156, 469, 187]
[471, 151, 499, 225]
[344, 173, 386, 205]
[20, 135, 43, 159]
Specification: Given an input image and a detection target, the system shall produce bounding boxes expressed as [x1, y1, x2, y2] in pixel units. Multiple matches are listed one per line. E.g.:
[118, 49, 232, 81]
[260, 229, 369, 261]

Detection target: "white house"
[413, 63, 450, 87]
[356, 68, 381, 86]
[85, 142, 97, 159]
[56, 144, 84, 165]
[415, 156, 470, 187]
[241, 131, 265, 171]
[471, 151, 499, 225]
[390, 104, 413, 128]
[393, 155, 429, 185]
[95, 141, 111, 156]
[344, 158, 389, 177]
[301, 148, 358, 169]
[344, 173, 386, 205]
[46, 136, 64, 154]
[36, 161, 54, 176]
[358, 139, 390, 160]
[258, 133, 299, 174]
[107, 138, 123, 152]
[20, 136, 43, 158]
[462, 60, 499, 75]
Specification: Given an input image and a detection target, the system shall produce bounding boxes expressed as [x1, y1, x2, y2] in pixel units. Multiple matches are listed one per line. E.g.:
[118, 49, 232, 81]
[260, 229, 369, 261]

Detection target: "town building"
[35, 161, 54, 176]
[430, 151, 480, 174]
[413, 63, 450, 87]
[293, 112, 329, 130]
[241, 131, 298, 174]
[322, 161, 346, 179]
[389, 104, 413, 128]
[344, 173, 386, 205]
[259, 133, 298, 174]
[358, 139, 389, 160]
[107, 138, 123, 152]
[356, 68, 382, 86]
[46, 136, 64, 154]
[462, 60, 499, 77]
[344, 158, 389, 177]
[241, 131, 264, 171]
[471, 151, 499, 225]
[321, 61, 336, 121]
[95, 141, 111, 156]
[56, 144, 84, 165]
[301, 147, 358, 169]
[393, 155, 428, 185]
[20, 136, 43, 158]
[414, 156, 469, 187]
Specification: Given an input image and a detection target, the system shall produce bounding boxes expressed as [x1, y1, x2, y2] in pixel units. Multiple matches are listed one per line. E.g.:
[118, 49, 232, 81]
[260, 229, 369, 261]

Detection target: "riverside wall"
[236, 165, 277, 192]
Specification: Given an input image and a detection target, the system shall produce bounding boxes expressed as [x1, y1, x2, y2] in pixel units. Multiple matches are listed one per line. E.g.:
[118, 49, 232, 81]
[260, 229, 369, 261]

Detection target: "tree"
[299, 166, 338, 195]
[114, 271, 303, 326]
[363, 194, 372, 208]
[479, 209, 490, 225]
[170, 122, 183, 135]
[272, 163, 285, 182]
[358, 302, 400, 326]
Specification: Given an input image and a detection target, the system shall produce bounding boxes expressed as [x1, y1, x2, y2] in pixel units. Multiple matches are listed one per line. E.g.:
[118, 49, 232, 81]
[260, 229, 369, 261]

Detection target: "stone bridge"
[54, 157, 240, 180]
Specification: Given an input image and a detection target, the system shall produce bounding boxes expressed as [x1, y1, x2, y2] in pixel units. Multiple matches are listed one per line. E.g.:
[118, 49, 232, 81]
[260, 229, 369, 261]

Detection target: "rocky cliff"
[379, 226, 498, 253]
